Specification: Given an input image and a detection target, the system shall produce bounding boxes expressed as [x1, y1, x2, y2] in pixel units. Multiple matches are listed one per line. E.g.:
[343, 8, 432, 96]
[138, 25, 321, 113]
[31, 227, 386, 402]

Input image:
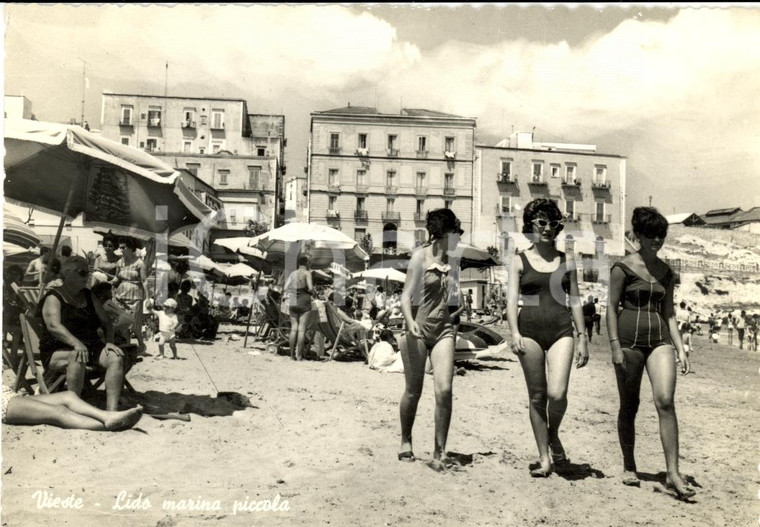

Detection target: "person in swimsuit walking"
[607, 207, 695, 499]
[398, 208, 463, 471]
[507, 198, 589, 478]
[284, 254, 315, 361]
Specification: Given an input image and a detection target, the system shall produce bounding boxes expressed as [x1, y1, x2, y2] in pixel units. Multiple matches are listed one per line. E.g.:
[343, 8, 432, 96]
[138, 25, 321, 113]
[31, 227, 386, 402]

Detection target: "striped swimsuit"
[613, 262, 673, 353]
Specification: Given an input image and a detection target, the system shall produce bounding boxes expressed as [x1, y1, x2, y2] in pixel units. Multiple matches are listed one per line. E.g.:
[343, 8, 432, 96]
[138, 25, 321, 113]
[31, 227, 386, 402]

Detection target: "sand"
[2, 321, 758, 526]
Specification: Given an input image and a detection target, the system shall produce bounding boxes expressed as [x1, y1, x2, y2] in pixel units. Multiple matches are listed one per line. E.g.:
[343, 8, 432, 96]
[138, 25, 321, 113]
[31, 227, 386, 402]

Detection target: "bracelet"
[574, 331, 585, 338]
[610, 338, 619, 343]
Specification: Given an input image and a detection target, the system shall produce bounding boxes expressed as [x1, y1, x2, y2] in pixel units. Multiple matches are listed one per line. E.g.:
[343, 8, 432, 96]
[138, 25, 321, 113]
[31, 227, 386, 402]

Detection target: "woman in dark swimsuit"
[285, 254, 314, 361]
[398, 208, 463, 471]
[507, 199, 588, 478]
[607, 207, 694, 499]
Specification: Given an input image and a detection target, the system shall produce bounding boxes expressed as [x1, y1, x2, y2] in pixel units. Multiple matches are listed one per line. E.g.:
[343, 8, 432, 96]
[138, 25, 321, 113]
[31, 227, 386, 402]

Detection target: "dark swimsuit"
[613, 262, 673, 354]
[517, 252, 574, 351]
[412, 261, 456, 349]
[38, 288, 104, 370]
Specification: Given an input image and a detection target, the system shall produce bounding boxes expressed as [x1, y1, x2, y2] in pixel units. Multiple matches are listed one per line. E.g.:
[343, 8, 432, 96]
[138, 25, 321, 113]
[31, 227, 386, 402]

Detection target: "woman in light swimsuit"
[507, 198, 588, 478]
[113, 237, 148, 353]
[607, 207, 694, 499]
[398, 208, 463, 471]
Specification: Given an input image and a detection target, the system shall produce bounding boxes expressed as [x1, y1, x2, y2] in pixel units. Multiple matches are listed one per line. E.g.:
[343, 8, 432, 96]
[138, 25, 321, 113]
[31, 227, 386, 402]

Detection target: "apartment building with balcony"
[100, 93, 285, 238]
[308, 106, 476, 256]
[474, 132, 626, 260]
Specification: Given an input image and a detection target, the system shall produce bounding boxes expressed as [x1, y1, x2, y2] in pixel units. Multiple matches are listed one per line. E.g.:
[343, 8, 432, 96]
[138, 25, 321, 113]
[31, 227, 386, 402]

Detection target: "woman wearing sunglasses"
[38, 256, 127, 411]
[507, 198, 588, 478]
[606, 207, 694, 498]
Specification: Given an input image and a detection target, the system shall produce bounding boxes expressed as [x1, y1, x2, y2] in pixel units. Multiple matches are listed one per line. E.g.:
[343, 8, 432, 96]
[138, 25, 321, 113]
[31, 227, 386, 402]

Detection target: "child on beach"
[149, 298, 180, 360]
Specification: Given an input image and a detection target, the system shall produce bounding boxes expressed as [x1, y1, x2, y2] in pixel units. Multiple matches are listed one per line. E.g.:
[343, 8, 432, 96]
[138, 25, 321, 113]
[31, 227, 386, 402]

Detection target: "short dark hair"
[61, 245, 73, 257]
[298, 254, 311, 267]
[631, 207, 668, 239]
[102, 234, 118, 248]
[522, 199, 564, 235]
[180, 280, 193, 293]
[426, 208, 464, 240]
[120, 237, 140, 251]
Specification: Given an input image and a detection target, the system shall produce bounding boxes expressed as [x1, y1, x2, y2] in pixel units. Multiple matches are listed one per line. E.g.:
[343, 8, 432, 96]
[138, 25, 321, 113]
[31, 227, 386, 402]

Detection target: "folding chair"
[314, 301, 369, 361]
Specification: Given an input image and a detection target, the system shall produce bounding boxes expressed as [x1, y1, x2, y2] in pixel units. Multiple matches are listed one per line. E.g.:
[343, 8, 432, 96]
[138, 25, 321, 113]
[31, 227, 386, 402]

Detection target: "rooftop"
[313, 106, 472, 120]
[704, 207, 742, 217]
[102, 92, 247, 104]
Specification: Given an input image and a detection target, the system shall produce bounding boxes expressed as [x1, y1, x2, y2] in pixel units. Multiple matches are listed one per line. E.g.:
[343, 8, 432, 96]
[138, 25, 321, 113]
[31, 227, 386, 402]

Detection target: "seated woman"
[38, 256, 127, 412]
[2, 384, 142, 431]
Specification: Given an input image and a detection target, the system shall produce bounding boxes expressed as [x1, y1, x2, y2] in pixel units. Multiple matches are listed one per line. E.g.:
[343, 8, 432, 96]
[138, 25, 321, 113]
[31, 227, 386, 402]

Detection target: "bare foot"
[621, 470, 640, 487]
[530, 457, 553, 478]
[104, 405, 143, 431]
[665, 474, 696, 499]
[428, 458, 449, 473]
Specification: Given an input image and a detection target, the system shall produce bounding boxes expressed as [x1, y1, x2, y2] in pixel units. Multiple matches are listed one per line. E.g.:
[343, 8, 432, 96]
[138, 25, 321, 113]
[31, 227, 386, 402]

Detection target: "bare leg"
[97, 350, 124, 412]
[517, 337, 552, 476]
[545, 336, 575, 463]
[288, 314, 299, 360]
[646, 345, 695, 498]
[295, 311, 310, 360]
[398, 334, 427, 458]
[429, 335, 455, 468]
[23, 391, 142, 430]
[614, 347, 647, 485]
[169, 341, 178, 359]
[5, 396, 105, 430]
[48, 350, 86, 397]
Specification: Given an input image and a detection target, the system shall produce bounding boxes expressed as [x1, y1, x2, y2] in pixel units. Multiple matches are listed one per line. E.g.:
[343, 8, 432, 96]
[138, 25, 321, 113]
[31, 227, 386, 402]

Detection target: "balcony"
[356, 148, 369, 157]
[444, 151, 456, 161]
[592, 214, 612, 224]
[326, 210, 340, 220]
[354, 210, 368, 222]
[443, 187, 456, 197]
[329, 147, 342, 155]
[497, 173, 517, 185]
[354, 184, 369, 195]
[414, 212, 426, 222]
[562, 179, 582, 187]
[382, 211, 401, 222]
[592, 181, 611, 190]
[528, 177, 547, 186]
[565, 214, 580, 223]
[147, 118, 162, 128]
[182, 120, 197, 129]
[385, 186, 398, 196]
[416, 150, 428, 159]
[414, 187, 428, 197]
[327, 184, 341, 195]
[387, 148, 399, 157]
[210, 123, 226, 131]
[496, 207, 514, 218]
[119, 119, 133, 127]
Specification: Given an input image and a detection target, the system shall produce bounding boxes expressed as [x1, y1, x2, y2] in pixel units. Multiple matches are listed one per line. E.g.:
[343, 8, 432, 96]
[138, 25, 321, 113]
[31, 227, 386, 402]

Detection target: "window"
[330, 133, 340, 149]
[566, 199, 575, 219]
[356, 169, 366, 186]
[565, 164, 576, 183]
[145, 138, 157, 152]
[228, 209, 236, 224]
[417, 136, 427, 152]
[444, 173, 454, 189]
[199, 147, 205, 155]
[219, 170, 229, 185]
[328, 169, 339, 187]
[444, 200, 453, 209]
[211, 110, 225, 129]
[212, 141, 222, 154]
[387, 134, 397, 152]
[416, 200, 424, 214]
[147, 107, 162, 127]
[551, 164, 560, 179]
[386, 170, 396, 188]
[595, 165, 607, 185]
[121, 137, 130, 146]
[354, 228, 366, 242]
[182, 108, 195, 128]
[183, 141, 192, 153]
[445, 136, 455, 152]
[328, 196, 337, 210]
[386, 198, 395, 212]
[257, 147, 266, 157]
[500, 160, 512, 178]
[358, 133, 367, 149]
[595, 202, 606, 221]
[532, 162, 543, 182]
[500, 196, 513, 214]
[356, 197, 365, 211]
[416, 172, 426, 189]
[248, 166, 261, 189]
[120, 106, 133, 125]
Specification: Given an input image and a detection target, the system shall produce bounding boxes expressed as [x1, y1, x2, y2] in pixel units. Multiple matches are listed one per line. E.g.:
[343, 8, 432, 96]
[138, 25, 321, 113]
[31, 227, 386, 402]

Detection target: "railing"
[592, 181, 610, 189]
[528, 177, 547, 186]
[414, 212, 426, 222]
[387, 148, 399, 157]
[414, 187, 428, 196]
[496, 208, 514, 218]
[210, 123, 225, 131]
[497, 173, 517, 183]
[354, 184, 369, 194]
[592, 214, 612, 224]
[354, 210, 368, 221]
[326, 210, 340, 219]
[382, 211, 400, 221]
[182, 120, 197, 129]
[562, 179, 582, 187]
[416, 150, 428, 159]
[565, 214, 579, 222]
[119, 119, 133, 127]
[147, 119, 162, 128]
[329, 147, 341, 155]
[355, 148, 369, 156]
[385, 186, 398, 195]
[443, 187, 456, 196]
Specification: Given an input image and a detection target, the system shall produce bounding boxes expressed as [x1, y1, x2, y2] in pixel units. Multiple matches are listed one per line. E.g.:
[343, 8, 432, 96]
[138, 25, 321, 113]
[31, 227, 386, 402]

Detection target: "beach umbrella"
[224, 262, 259, 279]
[2, 211, 40, 249]
[4, 119, 213, 256]
[352, 267, 407, 283]
[399, 242, 501, 270]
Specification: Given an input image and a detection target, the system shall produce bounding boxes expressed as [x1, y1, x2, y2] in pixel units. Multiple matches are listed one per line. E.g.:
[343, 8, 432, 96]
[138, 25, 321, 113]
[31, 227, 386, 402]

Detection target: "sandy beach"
[2, 320, 758, 526]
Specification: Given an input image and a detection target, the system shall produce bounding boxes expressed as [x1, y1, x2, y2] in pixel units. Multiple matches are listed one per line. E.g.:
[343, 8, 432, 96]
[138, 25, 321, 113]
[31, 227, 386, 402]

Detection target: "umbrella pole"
[44, 183, 76, 292]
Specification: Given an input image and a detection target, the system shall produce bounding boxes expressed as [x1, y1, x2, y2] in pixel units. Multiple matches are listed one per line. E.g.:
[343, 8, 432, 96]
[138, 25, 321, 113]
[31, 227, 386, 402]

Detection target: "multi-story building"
[308, 106, 476, 257]
[100, 93, 285, 238]
[474, 132, 626, 263]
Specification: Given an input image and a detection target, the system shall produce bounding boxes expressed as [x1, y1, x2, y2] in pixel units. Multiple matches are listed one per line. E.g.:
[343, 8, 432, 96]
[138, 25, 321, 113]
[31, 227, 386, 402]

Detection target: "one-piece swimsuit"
[412, 262, 456, 349]
[613, 262, 673, 354]
[517, 252, 573, 351]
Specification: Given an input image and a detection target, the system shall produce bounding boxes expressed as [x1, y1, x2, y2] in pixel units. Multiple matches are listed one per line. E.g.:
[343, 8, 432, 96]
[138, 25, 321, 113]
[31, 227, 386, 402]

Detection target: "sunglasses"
[532, 219, 562, 229]
[104, 244, 114, 249]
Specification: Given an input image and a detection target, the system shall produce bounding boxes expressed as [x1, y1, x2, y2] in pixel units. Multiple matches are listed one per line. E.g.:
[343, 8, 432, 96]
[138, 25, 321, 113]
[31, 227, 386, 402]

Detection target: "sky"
[3, 4, 760, 220]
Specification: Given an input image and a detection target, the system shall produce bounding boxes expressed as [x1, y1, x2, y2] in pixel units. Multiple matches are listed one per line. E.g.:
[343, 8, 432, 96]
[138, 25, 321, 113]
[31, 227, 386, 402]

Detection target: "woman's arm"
[400, 249, 424, 338]
[139, 260, 149, 299]
[306, 270, 315, 294]
[663, 274, 689, 374]
[506, 249, 524, 352]
[40, 295, 88, 363]
[606, 265, 626, 369]
[566, 253, 588, 368]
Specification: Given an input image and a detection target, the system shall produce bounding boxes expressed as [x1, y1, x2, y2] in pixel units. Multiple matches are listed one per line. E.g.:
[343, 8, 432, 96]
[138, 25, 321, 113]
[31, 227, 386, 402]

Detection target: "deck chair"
[17, 313, 135, 395]
[315, 300, 369, 361]
[10, 284, 42, 316]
